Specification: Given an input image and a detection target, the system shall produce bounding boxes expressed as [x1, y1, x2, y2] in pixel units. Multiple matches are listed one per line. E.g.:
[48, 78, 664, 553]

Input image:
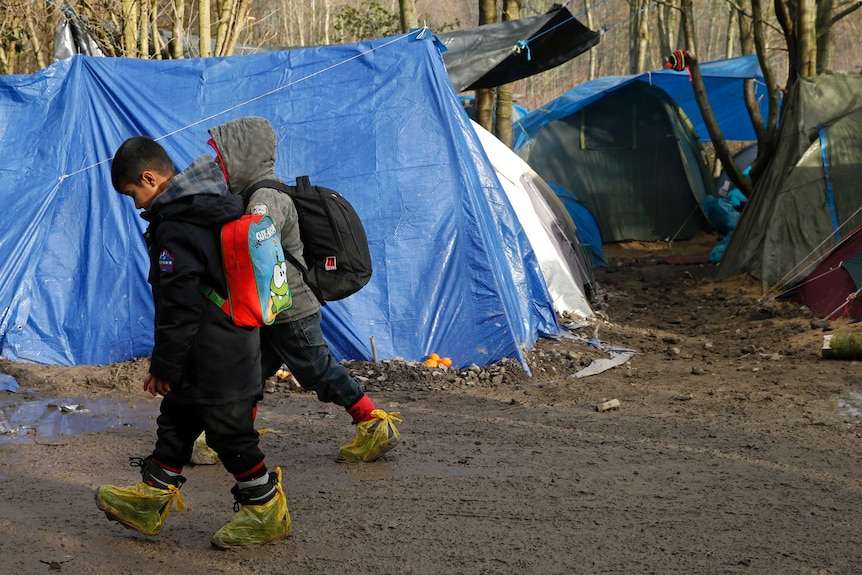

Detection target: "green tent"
[518, 80, 714, 243]
[718, 74, 862, 289]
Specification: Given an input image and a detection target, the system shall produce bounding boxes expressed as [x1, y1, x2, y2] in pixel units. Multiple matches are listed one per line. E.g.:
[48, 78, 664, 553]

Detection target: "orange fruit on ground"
[428, 353, 440, 361]
[424, 358, 439, 368]
[439, 357, 452, 367]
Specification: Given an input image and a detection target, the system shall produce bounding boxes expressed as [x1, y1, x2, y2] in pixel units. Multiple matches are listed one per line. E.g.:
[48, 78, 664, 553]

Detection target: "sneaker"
[337, 409, 403, 462]
[190, 432, 220, 465]
[95, 458, 186, 536]
[211, 467, 291, 549]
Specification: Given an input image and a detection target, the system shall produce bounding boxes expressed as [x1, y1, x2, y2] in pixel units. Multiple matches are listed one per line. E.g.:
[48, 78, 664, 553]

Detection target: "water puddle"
[0, 395, 158, 444]
[834, 391, 862, 421]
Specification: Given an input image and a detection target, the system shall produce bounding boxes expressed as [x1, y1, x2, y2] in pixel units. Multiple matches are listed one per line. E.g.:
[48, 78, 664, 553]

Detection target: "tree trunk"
[199, 0, 212, 57]
[736, 0, 755, 54]
[172, 0, 185, 59]
[656, 0, 679, 59]
[584, 0, 597, 80]
[628, 0, 650, 73]
[225, 0, 252, 55]
[139, 0, 149, 58]
[774, 0, 798, 89]
[400, 0, 418, 33]
[151, 0, 163, 59]
[796, 0, 817, 76]
[213, 0, 233, 56]
[24, 14, 46, 70]
[815, 0, 835, 72]
[122, 0, 138, 57]
[745, 0, 780, 187]
[476, 0, 496, 133]
[495, 0, 520, 148]
[725, 3, 737, 58]
[681, 0, 752, 199]
[323, 1, 331, 45]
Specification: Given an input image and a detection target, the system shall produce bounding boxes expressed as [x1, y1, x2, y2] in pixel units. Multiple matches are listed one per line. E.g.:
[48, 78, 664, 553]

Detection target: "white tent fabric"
[470, 120, 594, 319]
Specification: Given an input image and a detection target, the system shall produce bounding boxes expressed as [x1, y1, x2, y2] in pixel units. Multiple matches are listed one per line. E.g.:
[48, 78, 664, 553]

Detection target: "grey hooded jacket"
[207, 116, 319, 322]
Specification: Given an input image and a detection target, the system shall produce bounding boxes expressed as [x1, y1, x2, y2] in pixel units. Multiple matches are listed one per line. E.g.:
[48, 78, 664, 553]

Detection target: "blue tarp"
[514, 54, 768, 149]
[0, 30, 559, 368]
[546, 182, 607, 268]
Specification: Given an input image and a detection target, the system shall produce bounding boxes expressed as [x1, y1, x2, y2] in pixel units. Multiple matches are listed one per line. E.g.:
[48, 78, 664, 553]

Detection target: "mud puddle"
[0, 395, 158, 444]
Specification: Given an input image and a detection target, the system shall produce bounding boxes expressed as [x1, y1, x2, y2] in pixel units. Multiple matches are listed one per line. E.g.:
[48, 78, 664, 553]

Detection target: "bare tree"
[495, 0, 520, 147]
[628, 0, 651, 73]
[400, 0, 418, 32]
[172, 0, 186, 59]
[122, 0, 138, 56]
[581, 0, 597, 79]
[796, 0, 817, 76]
[679, 0, 751, 197]
[656, 0, 680, 61]
[475, 0, 496, 133]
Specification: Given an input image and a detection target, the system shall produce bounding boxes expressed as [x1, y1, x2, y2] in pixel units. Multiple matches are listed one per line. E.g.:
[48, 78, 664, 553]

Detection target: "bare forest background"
[2, 0, 860, 111]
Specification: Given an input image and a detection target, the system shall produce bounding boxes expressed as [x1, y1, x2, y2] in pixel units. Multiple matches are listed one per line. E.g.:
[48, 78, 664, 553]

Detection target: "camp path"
[1, 236, 861, 575]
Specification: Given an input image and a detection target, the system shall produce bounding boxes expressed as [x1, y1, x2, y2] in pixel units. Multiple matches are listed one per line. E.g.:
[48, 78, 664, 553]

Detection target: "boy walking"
[95, 136, 290, 548]
[206, 116, 401, 462]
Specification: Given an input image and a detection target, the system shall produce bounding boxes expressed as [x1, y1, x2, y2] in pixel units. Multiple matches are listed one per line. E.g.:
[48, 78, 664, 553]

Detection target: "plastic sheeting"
[438, 6, 600, 93]
[514, 54, 769, 148]
[0, 31, 559, 368]
[516, 80, 714, 242]
[718, 75, 862, 289]
[791, 225, 862, 321]
[469, 120, 594, 319]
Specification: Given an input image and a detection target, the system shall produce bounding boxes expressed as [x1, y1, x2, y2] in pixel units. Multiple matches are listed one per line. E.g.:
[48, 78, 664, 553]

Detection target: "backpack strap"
[241, 178, 292, 204]
[291, 176, 326, 305]
[200, 282, 232, 316]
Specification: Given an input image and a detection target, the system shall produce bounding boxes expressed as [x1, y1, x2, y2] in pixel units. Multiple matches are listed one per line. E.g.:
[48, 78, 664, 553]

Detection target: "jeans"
[260, 311, 364, 409]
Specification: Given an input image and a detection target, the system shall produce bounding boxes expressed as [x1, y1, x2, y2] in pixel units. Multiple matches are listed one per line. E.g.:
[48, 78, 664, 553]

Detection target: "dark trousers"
[260, 311, 364, 409]
[152, 395, 264, 477]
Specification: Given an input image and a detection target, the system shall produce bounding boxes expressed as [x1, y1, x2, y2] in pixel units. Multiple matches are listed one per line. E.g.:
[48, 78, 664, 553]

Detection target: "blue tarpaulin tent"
[514, 54, 768, 149]
[0, 30, 560, 369]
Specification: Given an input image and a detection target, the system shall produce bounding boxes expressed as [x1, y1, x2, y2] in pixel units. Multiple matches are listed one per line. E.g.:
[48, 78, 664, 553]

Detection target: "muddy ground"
[1, 235, 861, 575]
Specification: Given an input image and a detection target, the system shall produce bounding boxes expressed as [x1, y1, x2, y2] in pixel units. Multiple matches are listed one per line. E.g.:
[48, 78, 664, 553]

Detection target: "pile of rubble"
[265, 325, 607, 395]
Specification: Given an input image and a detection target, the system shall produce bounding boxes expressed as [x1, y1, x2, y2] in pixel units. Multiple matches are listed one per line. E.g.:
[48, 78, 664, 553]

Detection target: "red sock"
[346, 394, 376, 423]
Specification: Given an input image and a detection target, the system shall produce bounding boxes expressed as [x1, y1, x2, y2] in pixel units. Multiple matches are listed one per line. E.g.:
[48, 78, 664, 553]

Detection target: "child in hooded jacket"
[205, 116, 401, 462]
[94, 135, 290, 549]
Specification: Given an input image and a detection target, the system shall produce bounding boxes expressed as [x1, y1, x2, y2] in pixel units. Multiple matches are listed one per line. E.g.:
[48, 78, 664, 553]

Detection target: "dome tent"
[0, 32, 562, 369]
[516, 80, 714, 243]
[718, 74, 862, 290]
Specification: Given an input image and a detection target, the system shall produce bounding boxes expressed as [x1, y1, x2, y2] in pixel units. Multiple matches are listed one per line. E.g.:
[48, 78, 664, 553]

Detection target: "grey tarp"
[438, 6, 600, 93]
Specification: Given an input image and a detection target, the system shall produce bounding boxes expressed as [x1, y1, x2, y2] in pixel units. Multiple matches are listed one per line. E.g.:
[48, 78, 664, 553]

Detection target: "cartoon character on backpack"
[267, 260, 292, 323]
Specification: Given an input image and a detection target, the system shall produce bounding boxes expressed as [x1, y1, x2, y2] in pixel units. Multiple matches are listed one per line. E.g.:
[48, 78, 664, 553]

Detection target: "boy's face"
[117, 169, 167, 210]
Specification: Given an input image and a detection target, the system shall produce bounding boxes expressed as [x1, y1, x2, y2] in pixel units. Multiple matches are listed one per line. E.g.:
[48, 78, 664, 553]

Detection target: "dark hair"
[110, 136, 176, 192]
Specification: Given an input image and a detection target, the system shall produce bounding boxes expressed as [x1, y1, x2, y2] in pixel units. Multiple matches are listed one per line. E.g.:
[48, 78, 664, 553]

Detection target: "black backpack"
[243, 176, 372, 304]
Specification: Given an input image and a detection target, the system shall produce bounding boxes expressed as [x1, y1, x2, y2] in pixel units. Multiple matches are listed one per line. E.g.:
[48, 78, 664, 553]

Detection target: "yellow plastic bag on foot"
[338, 409, 403, 462]
[95, 482, 185, 536]
[211, 467, 291, 549]
[190, 431, 220, 465]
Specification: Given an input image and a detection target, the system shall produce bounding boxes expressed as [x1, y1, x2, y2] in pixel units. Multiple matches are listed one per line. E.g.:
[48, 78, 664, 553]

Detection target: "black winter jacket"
[141, 156, 261, 405]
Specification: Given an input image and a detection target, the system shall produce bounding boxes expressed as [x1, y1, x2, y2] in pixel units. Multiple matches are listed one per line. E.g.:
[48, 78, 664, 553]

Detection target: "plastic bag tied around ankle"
[211, 467, 291, 548]
[338, 409, 403, 462]
[96, 482, 185, 536]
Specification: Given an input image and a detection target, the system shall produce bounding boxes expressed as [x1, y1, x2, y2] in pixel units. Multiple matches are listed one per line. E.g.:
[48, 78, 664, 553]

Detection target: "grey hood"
[207, 116, 277, 196]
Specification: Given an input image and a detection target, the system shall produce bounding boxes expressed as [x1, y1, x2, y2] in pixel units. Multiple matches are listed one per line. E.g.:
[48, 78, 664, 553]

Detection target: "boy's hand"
[143, 373, 171, 396]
